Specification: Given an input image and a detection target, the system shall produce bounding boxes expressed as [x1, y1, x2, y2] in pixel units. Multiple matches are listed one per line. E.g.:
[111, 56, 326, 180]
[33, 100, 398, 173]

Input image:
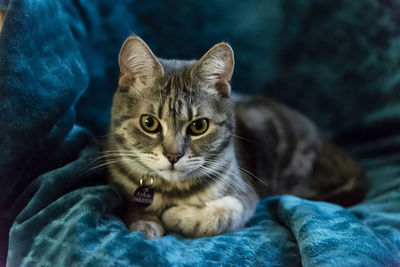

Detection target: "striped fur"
[105, 36, 365, 239]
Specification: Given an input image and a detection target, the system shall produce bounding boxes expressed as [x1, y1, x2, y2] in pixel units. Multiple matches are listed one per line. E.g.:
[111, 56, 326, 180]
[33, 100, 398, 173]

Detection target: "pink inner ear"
[222, 55, 234, 81]
[215, 81, 231, 97]
[216, 55, 233, 97]
[119, 73, 135, 88]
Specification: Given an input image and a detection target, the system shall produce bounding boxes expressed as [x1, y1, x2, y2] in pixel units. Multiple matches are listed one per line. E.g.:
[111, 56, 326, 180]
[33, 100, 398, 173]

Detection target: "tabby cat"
[105, 36, 365, 239]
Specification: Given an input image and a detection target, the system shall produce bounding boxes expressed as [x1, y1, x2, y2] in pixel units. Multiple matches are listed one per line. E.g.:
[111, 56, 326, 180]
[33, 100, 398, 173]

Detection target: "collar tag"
[132, 177, 154, 207]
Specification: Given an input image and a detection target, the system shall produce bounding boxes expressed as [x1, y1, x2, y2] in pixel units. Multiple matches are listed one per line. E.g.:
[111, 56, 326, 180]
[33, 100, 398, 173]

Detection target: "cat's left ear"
[191, 42, 234, 97]
[118, 36, 164, 89]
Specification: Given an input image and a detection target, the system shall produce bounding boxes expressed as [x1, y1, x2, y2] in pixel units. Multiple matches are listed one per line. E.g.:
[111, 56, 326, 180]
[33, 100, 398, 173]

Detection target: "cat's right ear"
[191, 42, 234, 98]
[118, 36, 164, 89]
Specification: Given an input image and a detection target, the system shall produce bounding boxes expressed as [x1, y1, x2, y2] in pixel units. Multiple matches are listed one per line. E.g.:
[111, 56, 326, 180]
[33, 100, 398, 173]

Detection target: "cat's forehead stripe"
[160, 83, 193, 124]
[187, 102, 193, 121]
[176, 99, 183, 116]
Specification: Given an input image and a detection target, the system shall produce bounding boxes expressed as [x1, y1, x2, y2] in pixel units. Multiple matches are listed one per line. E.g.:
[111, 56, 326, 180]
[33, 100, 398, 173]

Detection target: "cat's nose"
[164, 152, 184, 164]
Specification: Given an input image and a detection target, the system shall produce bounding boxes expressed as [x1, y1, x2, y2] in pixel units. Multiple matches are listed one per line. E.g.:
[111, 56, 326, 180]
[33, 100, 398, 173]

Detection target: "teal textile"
[1, 0, 400, 266]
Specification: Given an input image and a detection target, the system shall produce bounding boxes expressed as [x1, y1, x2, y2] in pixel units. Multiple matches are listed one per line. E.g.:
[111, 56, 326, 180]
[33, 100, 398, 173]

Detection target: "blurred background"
[5, 0, 398, 139]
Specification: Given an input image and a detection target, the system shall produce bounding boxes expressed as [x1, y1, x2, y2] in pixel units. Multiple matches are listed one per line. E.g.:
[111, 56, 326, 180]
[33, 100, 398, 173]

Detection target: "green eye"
[140, 115, 160, 133]
[188, 118, 209, 136]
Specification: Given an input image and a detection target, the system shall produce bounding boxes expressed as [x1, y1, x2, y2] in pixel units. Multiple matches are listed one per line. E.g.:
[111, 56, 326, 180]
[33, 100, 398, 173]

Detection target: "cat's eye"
[140, 115, 160, 133]
[188, 118, 209, 136]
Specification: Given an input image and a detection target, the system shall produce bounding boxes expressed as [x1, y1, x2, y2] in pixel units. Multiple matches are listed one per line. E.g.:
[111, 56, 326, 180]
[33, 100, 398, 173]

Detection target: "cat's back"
[233, 95, 321, 196]
[232, 95, 365, 206]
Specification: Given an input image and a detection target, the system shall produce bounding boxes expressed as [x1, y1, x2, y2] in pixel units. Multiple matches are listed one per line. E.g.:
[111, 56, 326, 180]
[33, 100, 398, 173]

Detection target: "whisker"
[210, 158, 268, 187]
[232, 134, 255, 144]
[201, 160, 257, 196]
[237, 166, 268, 187]
[203, 159, 260, 196]
[198, 166, 240, 195]
[76, 159, 122, 179]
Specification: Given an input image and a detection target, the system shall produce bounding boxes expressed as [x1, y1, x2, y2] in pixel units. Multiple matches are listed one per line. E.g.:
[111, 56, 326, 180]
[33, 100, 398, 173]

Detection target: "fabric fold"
[1, 0, 400, 266]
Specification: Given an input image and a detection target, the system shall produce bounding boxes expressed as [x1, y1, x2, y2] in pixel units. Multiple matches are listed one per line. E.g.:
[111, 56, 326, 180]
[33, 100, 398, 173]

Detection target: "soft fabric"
[1, 0, 400, 266]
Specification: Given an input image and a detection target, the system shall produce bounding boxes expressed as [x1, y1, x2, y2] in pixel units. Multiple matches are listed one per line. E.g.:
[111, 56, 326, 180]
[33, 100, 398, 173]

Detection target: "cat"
[104, 36, 365, 239]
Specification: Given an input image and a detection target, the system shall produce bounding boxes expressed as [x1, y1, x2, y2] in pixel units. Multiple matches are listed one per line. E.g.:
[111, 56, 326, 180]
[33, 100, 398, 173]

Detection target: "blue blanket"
[1, 0, 400, 266]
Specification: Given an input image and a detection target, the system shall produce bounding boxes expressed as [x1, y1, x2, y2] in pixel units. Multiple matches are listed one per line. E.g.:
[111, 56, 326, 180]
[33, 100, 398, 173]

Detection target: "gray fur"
[105, 36, 365, 238]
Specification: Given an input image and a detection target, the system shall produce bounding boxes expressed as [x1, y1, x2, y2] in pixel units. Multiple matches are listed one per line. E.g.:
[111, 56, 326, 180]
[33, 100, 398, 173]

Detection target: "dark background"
[73, 0, 400, 138]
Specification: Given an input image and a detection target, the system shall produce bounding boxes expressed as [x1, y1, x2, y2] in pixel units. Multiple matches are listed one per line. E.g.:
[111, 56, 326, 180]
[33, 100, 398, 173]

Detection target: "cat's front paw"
[162, 197, 245, 238]
[161, 206, 204, 237]
[129, 220, 165, 239]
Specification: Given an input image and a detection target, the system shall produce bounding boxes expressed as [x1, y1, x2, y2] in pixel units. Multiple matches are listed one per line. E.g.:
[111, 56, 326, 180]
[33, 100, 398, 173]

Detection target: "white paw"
[129, 220, 165, 239]
[162, 206, 203, 237]
[161, 197, 247, 238]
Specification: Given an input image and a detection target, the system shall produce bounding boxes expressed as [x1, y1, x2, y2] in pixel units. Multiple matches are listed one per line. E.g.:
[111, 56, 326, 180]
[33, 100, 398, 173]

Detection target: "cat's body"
[234, 97, 365, 206]
[105, 36, 365, 239]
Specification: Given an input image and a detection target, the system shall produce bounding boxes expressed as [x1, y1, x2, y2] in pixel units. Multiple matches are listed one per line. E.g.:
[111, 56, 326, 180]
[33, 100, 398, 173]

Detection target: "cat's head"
[108, 36, 235, 184]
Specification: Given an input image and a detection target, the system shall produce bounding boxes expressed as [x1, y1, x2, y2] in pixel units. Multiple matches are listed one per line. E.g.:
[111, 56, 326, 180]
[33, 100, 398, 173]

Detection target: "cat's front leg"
[161, 196, 249, 238]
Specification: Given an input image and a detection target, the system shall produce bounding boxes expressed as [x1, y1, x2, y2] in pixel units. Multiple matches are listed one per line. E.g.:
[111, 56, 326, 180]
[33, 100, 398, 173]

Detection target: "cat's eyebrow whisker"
[134, 95, 158, 109]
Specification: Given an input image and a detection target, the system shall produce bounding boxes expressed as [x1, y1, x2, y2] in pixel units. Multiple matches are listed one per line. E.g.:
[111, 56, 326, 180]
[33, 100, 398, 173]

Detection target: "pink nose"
[164, 153, 184, 164]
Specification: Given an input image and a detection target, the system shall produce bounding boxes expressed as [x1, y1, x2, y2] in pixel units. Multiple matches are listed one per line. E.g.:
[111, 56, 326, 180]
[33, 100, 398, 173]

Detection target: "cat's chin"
[157, 169, 188, 183]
